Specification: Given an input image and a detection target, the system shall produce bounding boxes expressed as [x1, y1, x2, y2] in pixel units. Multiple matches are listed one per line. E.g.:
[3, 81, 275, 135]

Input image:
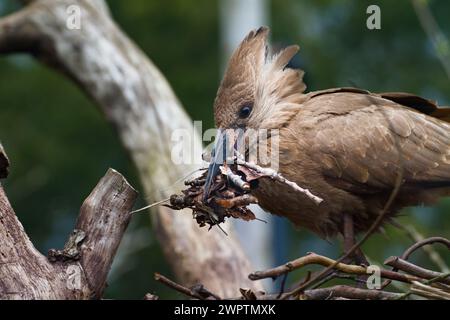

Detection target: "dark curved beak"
[203, 129, 227, 201]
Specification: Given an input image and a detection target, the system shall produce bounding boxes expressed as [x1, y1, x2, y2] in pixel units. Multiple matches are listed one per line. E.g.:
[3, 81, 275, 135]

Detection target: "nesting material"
[167, 163, 258, 229]
[167, 157, 323, 230]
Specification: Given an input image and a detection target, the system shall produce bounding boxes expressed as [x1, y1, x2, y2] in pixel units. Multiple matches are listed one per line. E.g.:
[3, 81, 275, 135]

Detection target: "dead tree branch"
[0, 144, 137, 299]
[74, 168, 137, 297]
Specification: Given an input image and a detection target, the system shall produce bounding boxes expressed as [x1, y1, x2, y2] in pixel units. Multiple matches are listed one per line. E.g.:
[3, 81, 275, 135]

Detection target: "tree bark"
[0, 0, 261, 297]
[0, 144, 138, 299]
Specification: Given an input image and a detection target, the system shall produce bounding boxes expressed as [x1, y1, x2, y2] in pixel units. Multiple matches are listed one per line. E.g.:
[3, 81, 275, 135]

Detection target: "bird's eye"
[238, 104, 253, 119]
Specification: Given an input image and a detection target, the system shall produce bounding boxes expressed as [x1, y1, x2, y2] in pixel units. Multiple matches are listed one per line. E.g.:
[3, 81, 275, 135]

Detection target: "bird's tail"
[431, 107, 450, 123]
[379, 92, 450, 123]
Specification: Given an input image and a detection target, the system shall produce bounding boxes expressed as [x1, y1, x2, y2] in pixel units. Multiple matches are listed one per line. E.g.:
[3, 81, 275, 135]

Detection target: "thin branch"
[235, 157, 323, 204]
[382, 236, 450, 289]
[403, 226, 450, 272]
[276, 273, 289, 299]
[401, 236, 450, 261]
[249, 253, 366, 280]
[221, 165, 250, 191]
[190, 284, 223, 300]
[250, 252, 421, 285]
[397, 271, 450, 300]
[154, 273, 219, 300]
[131, 198, 170, 214]
[410, 281, 450, 300]
[154, 273, 203, 299]
[385, 256, 450, 286]
[302, 285, 402, 300]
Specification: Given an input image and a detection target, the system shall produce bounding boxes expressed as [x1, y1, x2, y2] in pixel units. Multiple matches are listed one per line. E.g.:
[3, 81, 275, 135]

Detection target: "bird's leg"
[342, 213, 369, 266]
[342, 213, 370, 288]
[343, 213, 354, 258]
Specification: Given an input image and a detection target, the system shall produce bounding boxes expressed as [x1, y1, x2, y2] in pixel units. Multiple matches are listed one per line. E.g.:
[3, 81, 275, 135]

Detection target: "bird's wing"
[305, 91, 450, 193]
[308, 88, 450, 122]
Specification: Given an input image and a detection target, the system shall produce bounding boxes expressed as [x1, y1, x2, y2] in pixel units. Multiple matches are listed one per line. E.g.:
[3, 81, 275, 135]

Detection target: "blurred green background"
[0, 0, 448, 299]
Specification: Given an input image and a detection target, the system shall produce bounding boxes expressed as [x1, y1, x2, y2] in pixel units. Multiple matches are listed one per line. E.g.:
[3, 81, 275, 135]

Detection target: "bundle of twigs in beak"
[166, 162, 259, 231]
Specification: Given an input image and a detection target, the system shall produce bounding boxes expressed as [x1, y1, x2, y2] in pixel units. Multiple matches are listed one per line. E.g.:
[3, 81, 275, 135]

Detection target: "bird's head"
[213, 26, 306, 131]
[203, 27, 306, 200]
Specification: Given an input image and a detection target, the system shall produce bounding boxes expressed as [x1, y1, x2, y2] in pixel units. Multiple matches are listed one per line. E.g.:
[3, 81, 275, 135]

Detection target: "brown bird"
[205, 27, 450, 257]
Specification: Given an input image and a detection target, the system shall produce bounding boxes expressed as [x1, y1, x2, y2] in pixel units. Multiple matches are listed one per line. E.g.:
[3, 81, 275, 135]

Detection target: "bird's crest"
[214, 27, 307, 129]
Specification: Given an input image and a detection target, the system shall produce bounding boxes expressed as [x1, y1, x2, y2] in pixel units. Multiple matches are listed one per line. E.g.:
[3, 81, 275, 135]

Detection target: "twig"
[397, 272, 450, 300]
[220, 166, 250, 191]
[382, 236, 450, 289]
[154, 273, 208, 300]
[276, 273, 289, 299]
[403, 226, 450, 272]
[131, 198, 170, 214]
[410, 281, 450, 300]
[302, 285, 402, 300]
[213, 223, 229, 236]
[249, 253, 365, 280]
[401, 236, 450, 262]
[309, 272, 340, 290]
[215, 194, 258, 208]
[190, 284, 223, 300]
[384, 256, 450, 286]
[235, 157, 323, 204]
[249, 252, 420, 284]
